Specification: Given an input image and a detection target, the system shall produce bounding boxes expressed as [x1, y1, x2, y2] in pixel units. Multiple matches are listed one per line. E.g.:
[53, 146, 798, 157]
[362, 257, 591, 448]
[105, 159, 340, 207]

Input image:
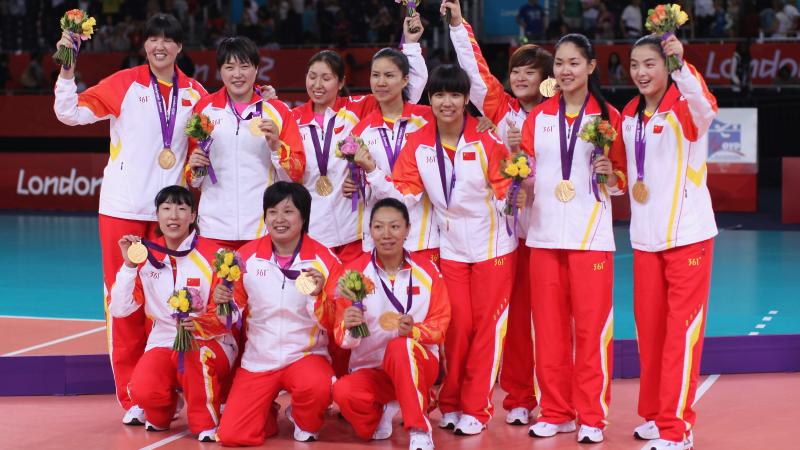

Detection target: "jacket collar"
[209, 88, 261, 109]
[255, 234, 317, 262]
[134, 64, 191, 89]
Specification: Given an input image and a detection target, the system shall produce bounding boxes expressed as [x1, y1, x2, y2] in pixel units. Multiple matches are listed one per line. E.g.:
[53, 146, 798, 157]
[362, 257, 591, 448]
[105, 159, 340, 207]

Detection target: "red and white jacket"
[521, 94, 627, 251]
[291, 43, 428, 248]
[54, 65, 207, 221]
[231, 235, 342, 372]
[187, 89, 305, 241]
[391, 115, 517, 263]
[333, 251, 450, 372]
[108, 232, 236, 362]
[450, 20, 536, 239]
[618, 63, 718, 252]
[352, 103, 437, 252]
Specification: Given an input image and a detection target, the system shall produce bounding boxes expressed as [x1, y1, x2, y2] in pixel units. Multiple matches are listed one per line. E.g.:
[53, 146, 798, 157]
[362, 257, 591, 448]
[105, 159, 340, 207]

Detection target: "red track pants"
[99, 214, 157, 410]
[438, 253, 515, 424]
[333, 337, 439, 439]
[128, 342, 231, 434]
[216, 355, 334, 446]
[529, 248, 614, 429]
[634, 238, 713, 442]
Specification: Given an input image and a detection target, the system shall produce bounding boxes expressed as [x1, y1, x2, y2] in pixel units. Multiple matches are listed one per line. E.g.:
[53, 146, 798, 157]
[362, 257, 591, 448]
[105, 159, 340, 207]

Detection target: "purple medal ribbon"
[434, 121, 464, 207]
[309, 116, 337, 179]
[377, 120, 408, 170]
[635, 110, 647, 184]
[272, 237, 304, 281]
[228, 94, 263, 122]
[558, 93, 590, 185]
[371, 250, 413, 314]
[151, 70, 179, 156]
[142, 234, 199, 269]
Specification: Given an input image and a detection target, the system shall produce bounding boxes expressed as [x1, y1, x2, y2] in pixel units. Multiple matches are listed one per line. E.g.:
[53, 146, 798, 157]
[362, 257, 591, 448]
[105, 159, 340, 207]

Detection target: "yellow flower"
[82, 17, 96, 37]
[223, 252, 234, 266]
[516, 161, 528, 172]
[229, 265, 241, 281]
[518, 156, 528, 166]
[677, 11, 689, 26]
[505, 164, 519, 177]
[670, 4, 681, 15]
[519, 166, 531, 178]
[178, 297, 190, 313]
[218, 264, 230, 278]
[169, 296, 180, 309]
[178, 289, 187, 301]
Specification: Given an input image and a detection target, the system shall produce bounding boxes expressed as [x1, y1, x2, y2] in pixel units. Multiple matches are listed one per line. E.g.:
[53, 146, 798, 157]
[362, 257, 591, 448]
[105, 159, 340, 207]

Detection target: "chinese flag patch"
[407, 286, 421, 295]
[181, 99, 192, 107]
[186, 278, 201, 287]
[653, 125, 664, 134]
[463, 152, 476, 161]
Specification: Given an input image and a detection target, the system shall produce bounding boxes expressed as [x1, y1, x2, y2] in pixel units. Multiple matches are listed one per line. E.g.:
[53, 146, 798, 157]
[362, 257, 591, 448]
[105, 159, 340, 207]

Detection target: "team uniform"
[450, 20, 538, 416]
[187, 89, 305, 250]
[618, 63, 718, 446]
[215, 235, 342, 446]
[352, 103, 439, 263]
[331, 252, 450, 441]
[392, 115, 517, 430]
[54, 65, 207, 411]
[520, 93, 626, 435]
[107, 232, 235, 437]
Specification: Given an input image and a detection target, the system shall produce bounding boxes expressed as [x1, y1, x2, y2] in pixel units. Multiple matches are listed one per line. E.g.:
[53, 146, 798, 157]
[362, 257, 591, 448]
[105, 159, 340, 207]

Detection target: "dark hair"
[144, 14, 184, 44]
[370, 198, 410, 226]
[216, 36, 260, 69]
[555, 33, 609, 121]
[262, 182, 312, 234]
[425, 64, 471, 97]
[509, 44, 554, 79]
[308, 50, 349, 96]
[631, 35, 674, 116]
[154, 185, 197, 236]
[372, 47, 411, 101]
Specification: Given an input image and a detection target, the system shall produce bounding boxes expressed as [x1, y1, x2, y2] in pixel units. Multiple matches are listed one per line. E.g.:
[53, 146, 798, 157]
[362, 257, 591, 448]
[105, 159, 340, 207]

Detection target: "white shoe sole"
[529, 422, 577, 438]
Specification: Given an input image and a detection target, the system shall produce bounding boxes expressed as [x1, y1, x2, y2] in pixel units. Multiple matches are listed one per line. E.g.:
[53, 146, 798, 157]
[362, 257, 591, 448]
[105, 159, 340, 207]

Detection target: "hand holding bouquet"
[500, 152, 533, 216]
[53, 9, 96, 69]
[213, 249, 243, 330]
[645, 4, 689, 73]
[169, 287, 204, 372]
[579, 118, 618, 200]
[337, 270, 376, 338]
[185, 113, 217, 183]
[336, 134, 368, 211]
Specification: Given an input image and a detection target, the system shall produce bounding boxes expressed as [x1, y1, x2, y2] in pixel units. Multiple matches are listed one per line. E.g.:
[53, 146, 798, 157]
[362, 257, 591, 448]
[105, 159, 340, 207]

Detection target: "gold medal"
[158, 148, 176, 169]
[555, 180, 576, 202]
[539, 77, 558, 98]
[315, 175, 333, 196]
[379, 311, 401, 331]
[632, 181, 649, 204]
[127, 241, 148, 265]
[295, 272, 317, 295]
[249, 117, 265, 136]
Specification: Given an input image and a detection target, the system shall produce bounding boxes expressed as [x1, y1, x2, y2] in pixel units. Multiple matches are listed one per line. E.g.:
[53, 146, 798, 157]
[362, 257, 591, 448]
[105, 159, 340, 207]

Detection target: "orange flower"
[66, 9, 84, 22]
[363, 276, 376, 294]
[655, 4, 667, 20]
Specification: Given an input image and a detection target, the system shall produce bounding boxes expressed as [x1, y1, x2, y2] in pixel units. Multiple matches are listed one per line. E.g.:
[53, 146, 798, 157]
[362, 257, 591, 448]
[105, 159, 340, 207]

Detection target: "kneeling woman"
[109, 185, 236, 442]
[215, 181, 342, 446]
[332, 198, 450, 450]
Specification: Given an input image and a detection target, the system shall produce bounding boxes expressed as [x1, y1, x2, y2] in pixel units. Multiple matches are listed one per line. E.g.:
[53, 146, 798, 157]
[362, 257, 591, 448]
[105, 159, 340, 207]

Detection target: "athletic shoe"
[285, 405, 319, 442]
[409, 429, 435, 450]
[684, 431, 694, 450]
[172, 393, 185, 420]
[528, 420, 577, 438]
[438, 411, 461, 430]
[372, 401, 400, 440]
[197, 428, 216, 442]
[454, 414, 486, 435]
[644, 439, 685, 449]
[505, 407, 530, 425]
[634, 420, 660, 440]
[122, 405, 145, 426]
[577, 425, 604, 443]
[145, 420, 169, 432]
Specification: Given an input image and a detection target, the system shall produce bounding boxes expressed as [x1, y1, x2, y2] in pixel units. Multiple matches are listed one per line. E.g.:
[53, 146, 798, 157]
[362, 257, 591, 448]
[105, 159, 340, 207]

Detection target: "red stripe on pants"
[128, 341, 231, 434]
[634, 238, 713, 442]
[438, 253, 515, 423]
[217, 355, 334, 447]
[99, 214, 157, 410]
[500, 244, 537, 411]
[333, 337, 439, 439]
[529, 248, 613, 428]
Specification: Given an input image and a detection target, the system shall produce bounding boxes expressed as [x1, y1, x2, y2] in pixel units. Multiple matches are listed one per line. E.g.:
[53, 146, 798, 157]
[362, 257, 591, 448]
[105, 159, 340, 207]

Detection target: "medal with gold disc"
[379, 311, 401, 331]
[555, 93, 589, 203]
[315, 176, 334, 196]
[295, 271, 318, 295]
[371, 251, 413, 332]
[633, 109, 650, 204]
[158, 148, 176, 169]
[309, 115, 337, 197]
[127, 240, 148, 265]
[249, 117, 265, 136]
[150, 70, 179, 171]
[632, 181, 649, 204]
[539, 77, 558, 98]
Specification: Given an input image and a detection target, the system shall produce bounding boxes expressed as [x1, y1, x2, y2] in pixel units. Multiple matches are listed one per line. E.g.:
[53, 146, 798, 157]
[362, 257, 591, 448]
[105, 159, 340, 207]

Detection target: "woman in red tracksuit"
[520, 33, 626, 444]
[622, 35, 718, 450]
[444, 0, 554, 426]
[332, 198, 450, 450]
[109, 185, 235, 442]
[391, 64, 523, 436]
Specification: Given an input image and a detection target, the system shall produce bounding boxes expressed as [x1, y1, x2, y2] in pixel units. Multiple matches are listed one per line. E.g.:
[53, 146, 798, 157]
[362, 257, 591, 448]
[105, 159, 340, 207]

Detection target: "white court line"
[0, 314, 105, 323]
[138, 430, 191, 450]
[2, 325, 107, 356]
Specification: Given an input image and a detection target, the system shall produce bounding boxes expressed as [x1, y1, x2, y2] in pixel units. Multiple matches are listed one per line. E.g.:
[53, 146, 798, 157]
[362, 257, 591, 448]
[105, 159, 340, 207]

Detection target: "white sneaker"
[197, 428, 216, 442]
[122, 405, 145, 426]
[285, 405, 319, 442]
[172, 393, 185, 420]
[684, 431, 694, 449]
[453, 414, 486, 435]
[528, 420, 577, 438]
[409, 429, 434, 450]
[634, 420, 660, 440]
[438, 411, 461, 430]
[145, 420, 169, 432]
[643, 438, 685, 450]
[577, 425, 604, 443]
[372, 401, 400, 440]
[505, 407, 530, 425]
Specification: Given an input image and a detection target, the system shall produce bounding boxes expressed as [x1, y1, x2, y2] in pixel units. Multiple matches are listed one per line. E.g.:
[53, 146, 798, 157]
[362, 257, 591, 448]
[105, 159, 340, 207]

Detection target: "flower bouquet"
[645, 4, 689, 72]
[337, 270, 376, 338]
[169, 287, 204, 372]
[336, 134, 368, 211]
[185, 112, 217, 184]
[213, 249, 243, 330]
[53, 9, 96, 69]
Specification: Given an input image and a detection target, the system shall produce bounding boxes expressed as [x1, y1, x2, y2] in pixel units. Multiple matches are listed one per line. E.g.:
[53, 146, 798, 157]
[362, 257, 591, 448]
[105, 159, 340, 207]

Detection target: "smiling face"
[144, 34, 182, 74]
[221, 56, 257, 102]
[156, 201, 196, 244]
[509, 64, 544, 102]
[430, 91, 467, 127]
[370, 206, 410, 258]
[370, 57, 408, 105]
[306, 61, 344, 110]
[553, 41, 596, 96]
[265, 197, 304, 246]
[630, 44, 668, 99]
